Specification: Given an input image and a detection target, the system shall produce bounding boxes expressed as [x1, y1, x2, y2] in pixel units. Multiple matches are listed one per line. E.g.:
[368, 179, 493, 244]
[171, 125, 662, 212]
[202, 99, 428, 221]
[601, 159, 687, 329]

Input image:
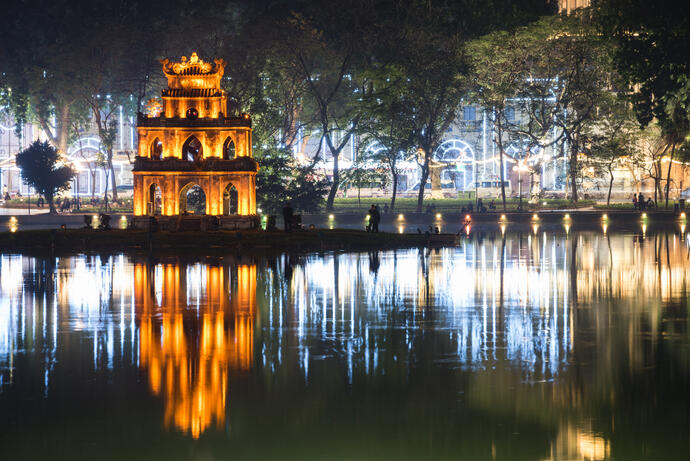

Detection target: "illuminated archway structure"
[423, 138, 476, 196]
[132, 53, 258, 229]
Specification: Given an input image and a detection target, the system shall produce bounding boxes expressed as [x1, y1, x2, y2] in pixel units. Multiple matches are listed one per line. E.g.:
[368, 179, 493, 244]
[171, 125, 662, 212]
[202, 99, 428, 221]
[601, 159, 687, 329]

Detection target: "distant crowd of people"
[632, 192, 655, 210]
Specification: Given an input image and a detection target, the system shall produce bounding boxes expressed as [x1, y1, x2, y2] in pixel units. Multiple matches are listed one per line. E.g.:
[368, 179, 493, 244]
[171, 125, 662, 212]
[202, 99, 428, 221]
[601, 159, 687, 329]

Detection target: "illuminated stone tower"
[132, 52, 258, 229]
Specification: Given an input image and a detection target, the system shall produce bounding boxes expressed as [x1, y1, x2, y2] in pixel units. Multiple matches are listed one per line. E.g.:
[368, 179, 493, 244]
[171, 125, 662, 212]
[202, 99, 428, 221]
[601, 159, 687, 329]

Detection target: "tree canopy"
[15, 140, 75, 213]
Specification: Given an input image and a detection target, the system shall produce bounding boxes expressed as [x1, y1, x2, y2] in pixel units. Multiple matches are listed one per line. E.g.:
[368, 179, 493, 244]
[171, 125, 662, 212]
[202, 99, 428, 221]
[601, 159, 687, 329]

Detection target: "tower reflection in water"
[134, 261, 256, 439]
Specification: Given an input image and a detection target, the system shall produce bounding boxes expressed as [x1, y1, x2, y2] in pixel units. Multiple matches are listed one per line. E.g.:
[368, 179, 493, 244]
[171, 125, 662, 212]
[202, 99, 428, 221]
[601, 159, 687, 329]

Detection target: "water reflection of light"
[136, 262, 256, 439]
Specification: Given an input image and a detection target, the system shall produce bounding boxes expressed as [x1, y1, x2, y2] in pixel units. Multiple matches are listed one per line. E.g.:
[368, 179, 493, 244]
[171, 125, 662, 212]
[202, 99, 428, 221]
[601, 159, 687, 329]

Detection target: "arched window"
[182, 136, 203, 162]
[223, 137, 236, 160]
[150, 138, 163, 160]
[186, 107, 198, 119]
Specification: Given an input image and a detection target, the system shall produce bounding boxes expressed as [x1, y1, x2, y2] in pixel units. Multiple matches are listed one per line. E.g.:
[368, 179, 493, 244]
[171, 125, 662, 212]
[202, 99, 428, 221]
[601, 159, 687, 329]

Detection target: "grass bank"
[330, 197, 596, 213]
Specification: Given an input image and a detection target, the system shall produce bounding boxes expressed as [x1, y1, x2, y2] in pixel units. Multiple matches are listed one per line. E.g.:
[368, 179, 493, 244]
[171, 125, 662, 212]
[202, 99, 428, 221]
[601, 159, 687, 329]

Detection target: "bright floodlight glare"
[564, 213, 570, 220]
[500, 214, 506, 221]
[328, 214, 334, 220]
[681, 212, 686, 219]
[532, 213, 539, 220]
[602, 213, 608, 220]
[465, 214, 471, 221]
[435, 213, 442, 219]
[642, 213, 647, 219]
[398, 214, 404, 220]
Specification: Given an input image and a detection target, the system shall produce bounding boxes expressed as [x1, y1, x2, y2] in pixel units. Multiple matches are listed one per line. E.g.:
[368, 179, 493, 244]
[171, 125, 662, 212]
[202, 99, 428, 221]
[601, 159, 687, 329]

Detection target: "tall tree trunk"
[390, 172, 398, 211]
[46, 192, 56, 215]
[654, 160, 662, 205]
[665, 144, 676, 209]
[326, 152, 339, 211]
[56, 104, 70, 155]
[416, 155, 430, 213]
[496, 124, 507, 212]
[109, 153, 118, 201]
[607, 167, 614, 206]
[569, 139, 578, 203]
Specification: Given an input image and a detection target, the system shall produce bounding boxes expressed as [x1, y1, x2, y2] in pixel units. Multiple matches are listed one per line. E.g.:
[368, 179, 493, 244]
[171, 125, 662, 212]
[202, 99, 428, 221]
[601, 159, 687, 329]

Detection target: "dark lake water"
[1, 231, 689, 460]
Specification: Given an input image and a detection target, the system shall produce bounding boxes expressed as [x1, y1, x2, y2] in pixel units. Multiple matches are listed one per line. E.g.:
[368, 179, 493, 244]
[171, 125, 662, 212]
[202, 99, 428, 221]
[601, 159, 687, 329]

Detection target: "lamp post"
[513, 160, 529, 211]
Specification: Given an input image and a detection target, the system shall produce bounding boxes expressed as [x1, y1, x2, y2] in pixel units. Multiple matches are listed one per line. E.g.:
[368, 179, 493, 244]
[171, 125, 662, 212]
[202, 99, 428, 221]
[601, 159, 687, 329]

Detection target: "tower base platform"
[132, 215, 259, 232]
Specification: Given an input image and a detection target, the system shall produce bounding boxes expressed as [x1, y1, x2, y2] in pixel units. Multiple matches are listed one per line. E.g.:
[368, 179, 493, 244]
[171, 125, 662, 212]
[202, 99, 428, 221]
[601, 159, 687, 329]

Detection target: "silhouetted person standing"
[371, 204, 381, 233]
[282, 203, 294, 232]
[366, 205, 375, 232]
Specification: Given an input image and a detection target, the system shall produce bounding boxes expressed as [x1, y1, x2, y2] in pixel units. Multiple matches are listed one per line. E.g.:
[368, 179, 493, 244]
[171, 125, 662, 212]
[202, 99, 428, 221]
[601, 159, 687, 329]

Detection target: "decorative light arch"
[434, 138, 475, 163]
[67, 136, 105, 160]
[434, 138, 475, 191]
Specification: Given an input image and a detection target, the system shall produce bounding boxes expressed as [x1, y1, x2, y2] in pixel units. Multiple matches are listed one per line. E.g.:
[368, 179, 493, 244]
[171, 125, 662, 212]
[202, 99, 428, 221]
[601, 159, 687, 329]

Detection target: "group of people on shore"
[632, 193, 655, 210]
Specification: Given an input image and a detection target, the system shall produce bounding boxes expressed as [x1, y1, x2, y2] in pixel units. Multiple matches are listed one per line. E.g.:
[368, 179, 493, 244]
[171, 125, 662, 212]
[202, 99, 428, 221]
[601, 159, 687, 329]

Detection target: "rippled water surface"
[1, 231, 689, 460]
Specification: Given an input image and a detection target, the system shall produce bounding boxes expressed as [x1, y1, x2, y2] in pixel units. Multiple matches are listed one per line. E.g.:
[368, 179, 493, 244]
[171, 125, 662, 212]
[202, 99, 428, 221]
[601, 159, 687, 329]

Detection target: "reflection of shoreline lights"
[3, 239, 690, 445]
[8, 216, 18, 233]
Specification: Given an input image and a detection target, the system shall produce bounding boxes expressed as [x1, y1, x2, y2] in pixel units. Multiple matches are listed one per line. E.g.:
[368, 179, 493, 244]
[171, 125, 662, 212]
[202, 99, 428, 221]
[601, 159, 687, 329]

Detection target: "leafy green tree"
[595, 0, 690, 206]
[467, 27, 534, 211]
[510, 13, 612, 202]
[381, 1, 467, 213]
[358, 65, 416, 211]
[255, 147, 330, 214]
[584, 97, 640, 205]
[288, 165, 330, 213]
[15, 140, 75, 214]
[255, 148, 294, 214]
[341, 161, 389, 207]
[277, 4, 374, 211]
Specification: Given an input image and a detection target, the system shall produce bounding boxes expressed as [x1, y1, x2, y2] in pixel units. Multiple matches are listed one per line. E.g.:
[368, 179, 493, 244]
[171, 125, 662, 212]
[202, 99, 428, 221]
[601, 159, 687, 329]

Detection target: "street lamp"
[512, 160, 529, 211]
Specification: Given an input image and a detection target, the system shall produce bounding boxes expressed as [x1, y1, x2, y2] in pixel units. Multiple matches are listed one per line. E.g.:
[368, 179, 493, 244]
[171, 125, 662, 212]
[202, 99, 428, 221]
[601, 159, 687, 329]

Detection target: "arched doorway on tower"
[179, 183, 206, 215]
[148, 184, 163, 215]
[223, 183, 238, 215]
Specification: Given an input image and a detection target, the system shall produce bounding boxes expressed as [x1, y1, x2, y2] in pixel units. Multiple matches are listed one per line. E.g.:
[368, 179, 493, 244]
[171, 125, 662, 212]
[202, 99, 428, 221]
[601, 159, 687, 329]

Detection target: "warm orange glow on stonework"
[135, 262, 256, 438]
[133, 53, 257, 219]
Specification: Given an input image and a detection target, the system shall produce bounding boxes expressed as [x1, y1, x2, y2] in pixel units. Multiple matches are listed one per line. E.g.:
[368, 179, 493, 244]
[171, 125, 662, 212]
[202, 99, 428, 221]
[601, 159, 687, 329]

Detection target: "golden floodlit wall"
[132, 52, 257, 218]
